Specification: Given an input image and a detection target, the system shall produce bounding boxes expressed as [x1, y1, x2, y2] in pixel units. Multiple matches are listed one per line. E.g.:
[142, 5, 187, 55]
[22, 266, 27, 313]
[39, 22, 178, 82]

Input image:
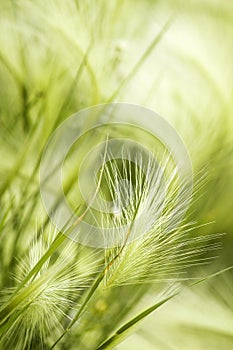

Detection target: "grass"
[0, 0, 232, 349]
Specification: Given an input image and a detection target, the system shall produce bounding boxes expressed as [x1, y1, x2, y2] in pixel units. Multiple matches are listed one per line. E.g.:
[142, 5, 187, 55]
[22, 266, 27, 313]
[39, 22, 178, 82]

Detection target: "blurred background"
[0, 0, 232, 349]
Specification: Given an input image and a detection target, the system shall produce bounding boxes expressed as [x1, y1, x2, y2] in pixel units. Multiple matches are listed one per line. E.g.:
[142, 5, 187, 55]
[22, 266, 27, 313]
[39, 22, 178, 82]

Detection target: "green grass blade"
[96, 293, 176, 350]
[108, 17, 173, 101]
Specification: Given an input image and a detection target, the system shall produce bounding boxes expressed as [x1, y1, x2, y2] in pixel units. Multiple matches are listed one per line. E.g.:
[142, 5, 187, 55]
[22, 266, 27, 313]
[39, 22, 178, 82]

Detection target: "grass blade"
[108, 17, 173, 101]
[96, 293, 176, 350]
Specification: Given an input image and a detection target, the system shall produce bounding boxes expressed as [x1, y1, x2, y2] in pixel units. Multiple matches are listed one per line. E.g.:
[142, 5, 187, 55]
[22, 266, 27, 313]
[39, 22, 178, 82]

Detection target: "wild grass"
[0, 0, 232, 349]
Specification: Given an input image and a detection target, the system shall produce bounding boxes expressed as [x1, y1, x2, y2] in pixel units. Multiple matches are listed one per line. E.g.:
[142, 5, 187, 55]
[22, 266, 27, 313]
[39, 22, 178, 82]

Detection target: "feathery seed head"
[0, 228, 99, 349]
[99, 153, 220, 287]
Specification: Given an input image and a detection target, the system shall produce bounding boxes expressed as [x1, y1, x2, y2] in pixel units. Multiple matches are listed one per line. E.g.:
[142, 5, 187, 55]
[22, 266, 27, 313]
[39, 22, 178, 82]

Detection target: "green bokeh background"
[0, 1, 232, 349]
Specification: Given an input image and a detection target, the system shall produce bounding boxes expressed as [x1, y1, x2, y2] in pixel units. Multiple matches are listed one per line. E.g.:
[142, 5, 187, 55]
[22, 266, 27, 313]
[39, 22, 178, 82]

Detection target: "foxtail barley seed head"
[0, 228, 100, 350]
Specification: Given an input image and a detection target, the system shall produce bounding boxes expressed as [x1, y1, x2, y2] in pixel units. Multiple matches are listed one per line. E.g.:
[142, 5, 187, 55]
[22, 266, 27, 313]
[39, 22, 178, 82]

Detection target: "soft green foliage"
[0, 0, 232, 349]
[120, 272, 233, 350]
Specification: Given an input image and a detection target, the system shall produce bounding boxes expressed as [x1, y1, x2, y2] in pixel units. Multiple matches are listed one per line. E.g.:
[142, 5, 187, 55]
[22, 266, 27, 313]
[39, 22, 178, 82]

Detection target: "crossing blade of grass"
[45, 21, 99, 107]
[96, 293, 177, 350]
[191, 265, 233, 287]
[0, 138, 109, 322]
[0, 51, 22, 86]
[49, 162, 147, 349]
[0, 117, 42, 197]
[0, 206, 10, 237]
[49, 269, 105, 349]
[108, 17, 173, 101]
[53, 44, 99, 128]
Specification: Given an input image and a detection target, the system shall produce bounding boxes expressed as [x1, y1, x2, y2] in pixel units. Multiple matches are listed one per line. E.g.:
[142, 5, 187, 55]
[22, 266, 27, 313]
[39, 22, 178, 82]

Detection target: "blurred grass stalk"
[0, 0, 232, 349]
